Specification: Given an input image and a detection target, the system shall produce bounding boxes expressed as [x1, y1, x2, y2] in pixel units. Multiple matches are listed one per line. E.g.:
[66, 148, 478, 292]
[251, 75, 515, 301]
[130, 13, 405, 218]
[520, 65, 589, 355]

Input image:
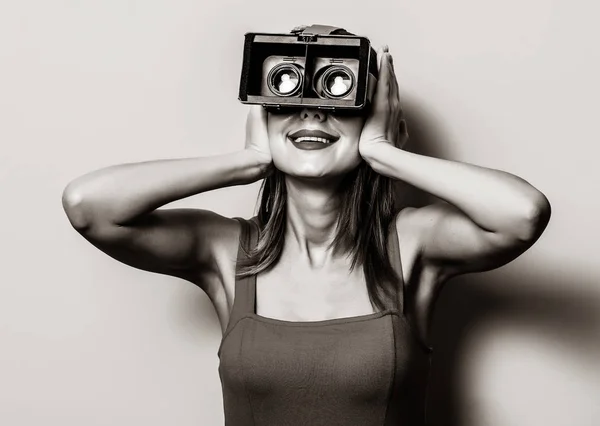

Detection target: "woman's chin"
[285, 169, 331, 180]
[273, 156, 361, 181]
[278, 165, 354, 182]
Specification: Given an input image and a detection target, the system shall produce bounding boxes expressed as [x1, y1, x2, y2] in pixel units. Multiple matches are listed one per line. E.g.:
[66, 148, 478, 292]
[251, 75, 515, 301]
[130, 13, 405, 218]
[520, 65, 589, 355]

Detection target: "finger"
[385, 54, 404, 143]
[248, 104, 261, 119]
[376, 46, 385, 73]
[247, 105, 269, 136]
[388, 54, 404, 116]
[386, 54, 404, 140]
[250, 104, 267, 116]
[389, 70, 409, 144]
[386, 54, 398, 103]
[372, 57, 391, 119]
[386, 53, 409, 141]
[383, 53, 399, 119]
[387, 54, 400, 107]
[378, 53, 397, 142]
[377, 44, 389, 72]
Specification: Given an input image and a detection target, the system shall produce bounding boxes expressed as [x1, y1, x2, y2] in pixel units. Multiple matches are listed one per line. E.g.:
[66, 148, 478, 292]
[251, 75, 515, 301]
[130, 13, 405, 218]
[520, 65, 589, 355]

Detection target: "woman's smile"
[287, 128, 341, 150]
[288, 136, 338, 150]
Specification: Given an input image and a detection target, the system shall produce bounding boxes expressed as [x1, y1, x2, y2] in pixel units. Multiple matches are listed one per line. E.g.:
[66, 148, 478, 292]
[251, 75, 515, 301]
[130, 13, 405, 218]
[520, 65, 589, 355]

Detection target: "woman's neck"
[284, 175, 346, 268]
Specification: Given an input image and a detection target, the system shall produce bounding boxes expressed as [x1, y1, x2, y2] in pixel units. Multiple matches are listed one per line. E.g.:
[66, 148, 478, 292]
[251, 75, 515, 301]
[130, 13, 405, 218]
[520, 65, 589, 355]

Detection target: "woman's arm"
[63, 150, 268, 230]
[359, 49, 551, 278]
[362, 143, 551, 276]
[62, 149, 270, 287]
[62, 106, 272, 290]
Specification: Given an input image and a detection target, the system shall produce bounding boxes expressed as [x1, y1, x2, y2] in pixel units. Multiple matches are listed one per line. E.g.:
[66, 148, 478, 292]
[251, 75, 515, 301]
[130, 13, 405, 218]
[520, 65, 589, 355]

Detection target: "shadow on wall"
[400, 99, 600, 426]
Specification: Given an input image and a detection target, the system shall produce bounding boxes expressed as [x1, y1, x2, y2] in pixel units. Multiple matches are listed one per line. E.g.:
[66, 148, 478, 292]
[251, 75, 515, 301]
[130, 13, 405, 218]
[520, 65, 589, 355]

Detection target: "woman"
[62, 29, 551, 425]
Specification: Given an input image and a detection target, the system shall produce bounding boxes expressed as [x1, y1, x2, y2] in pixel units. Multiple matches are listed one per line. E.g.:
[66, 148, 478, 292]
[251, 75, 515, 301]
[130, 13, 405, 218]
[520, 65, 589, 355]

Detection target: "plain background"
[1, 1, 599, 425]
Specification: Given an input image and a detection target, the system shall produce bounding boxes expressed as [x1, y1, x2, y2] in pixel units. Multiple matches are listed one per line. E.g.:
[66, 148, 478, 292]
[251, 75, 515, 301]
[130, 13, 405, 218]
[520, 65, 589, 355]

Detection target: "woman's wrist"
[239, 149, 273, 182]
[360, 141, 399, 175]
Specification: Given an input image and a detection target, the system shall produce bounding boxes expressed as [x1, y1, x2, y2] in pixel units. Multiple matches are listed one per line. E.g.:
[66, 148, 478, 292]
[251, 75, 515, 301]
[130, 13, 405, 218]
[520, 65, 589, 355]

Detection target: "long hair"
[237, 26, 401, 312]
[237, 163, 401, 312]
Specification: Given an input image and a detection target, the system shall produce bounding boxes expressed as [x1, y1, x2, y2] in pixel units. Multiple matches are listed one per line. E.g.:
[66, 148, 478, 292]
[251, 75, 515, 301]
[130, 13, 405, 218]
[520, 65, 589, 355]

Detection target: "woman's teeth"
[292, 136, 331, 144]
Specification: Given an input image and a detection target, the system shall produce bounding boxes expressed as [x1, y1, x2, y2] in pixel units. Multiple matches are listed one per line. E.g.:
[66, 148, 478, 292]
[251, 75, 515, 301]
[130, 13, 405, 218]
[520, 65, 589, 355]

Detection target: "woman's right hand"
[244, 106, 273, 176]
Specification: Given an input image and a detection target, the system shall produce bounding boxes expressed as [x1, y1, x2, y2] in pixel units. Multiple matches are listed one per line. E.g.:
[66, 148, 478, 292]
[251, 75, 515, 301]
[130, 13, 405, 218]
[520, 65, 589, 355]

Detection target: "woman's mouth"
[287, 129, 340, 150]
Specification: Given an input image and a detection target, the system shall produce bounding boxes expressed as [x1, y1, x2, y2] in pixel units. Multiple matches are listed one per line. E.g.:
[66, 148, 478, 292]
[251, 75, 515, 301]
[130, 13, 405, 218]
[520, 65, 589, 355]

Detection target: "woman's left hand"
[358, 46, 409, 159]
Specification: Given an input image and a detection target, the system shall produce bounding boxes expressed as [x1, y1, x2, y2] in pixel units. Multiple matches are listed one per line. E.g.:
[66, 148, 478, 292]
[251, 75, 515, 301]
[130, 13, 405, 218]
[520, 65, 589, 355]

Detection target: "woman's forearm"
[362, 143, 551, 239]
[62, 149, 269, 229]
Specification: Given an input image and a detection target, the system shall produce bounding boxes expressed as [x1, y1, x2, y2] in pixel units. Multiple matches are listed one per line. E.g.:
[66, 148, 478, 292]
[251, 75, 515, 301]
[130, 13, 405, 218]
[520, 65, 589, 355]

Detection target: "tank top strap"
[387, 215, 406, 314]
[227, 217, 260, 328]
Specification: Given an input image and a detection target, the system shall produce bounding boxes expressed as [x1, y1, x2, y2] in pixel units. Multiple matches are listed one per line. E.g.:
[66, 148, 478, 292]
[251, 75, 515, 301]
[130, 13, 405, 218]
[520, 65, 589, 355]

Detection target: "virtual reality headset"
[238, 24, 379, 112]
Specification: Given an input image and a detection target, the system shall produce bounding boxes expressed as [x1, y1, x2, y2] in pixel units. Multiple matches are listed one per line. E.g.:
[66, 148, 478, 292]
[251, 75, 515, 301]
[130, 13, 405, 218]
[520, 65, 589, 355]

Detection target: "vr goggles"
[238, 24, 379, 112]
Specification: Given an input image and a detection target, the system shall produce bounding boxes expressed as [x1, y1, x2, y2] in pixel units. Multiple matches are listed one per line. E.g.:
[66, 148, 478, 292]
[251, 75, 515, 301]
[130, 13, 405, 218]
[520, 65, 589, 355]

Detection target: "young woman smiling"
[62, 33, 551, 426]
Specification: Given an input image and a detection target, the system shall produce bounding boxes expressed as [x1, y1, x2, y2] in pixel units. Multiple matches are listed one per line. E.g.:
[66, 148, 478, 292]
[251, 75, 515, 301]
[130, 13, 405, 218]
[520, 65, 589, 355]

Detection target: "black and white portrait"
[1, 2, 598, 426]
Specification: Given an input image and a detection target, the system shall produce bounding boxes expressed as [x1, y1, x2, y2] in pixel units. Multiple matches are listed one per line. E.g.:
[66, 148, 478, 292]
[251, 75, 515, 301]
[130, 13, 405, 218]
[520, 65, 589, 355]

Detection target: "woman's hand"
[358, 46, 409, 159]
[244, 105, 274, 177]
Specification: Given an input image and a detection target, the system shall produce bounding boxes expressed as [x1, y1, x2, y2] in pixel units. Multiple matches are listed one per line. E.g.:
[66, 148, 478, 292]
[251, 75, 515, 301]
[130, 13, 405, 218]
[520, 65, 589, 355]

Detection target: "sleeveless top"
[217, 217, 434, 426]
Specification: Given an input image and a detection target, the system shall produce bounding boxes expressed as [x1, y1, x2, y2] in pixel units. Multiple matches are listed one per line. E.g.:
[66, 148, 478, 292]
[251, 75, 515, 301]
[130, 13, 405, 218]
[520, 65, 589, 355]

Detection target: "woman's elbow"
[62, 184, 93, 231]
[517, 192, 552, 243]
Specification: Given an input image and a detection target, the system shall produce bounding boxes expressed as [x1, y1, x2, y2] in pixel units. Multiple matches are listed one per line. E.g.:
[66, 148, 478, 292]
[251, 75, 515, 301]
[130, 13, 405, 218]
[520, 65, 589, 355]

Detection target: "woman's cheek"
[269, 138, 291, 171]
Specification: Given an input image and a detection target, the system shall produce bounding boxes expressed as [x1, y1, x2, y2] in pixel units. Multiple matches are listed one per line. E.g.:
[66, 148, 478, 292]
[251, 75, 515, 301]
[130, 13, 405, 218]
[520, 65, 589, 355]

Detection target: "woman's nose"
[299, 107, 327, 122]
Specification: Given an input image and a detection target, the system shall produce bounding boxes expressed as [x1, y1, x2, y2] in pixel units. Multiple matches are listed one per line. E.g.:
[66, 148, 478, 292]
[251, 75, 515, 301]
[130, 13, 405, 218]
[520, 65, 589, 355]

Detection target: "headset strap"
[292, 24, 346, 36]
